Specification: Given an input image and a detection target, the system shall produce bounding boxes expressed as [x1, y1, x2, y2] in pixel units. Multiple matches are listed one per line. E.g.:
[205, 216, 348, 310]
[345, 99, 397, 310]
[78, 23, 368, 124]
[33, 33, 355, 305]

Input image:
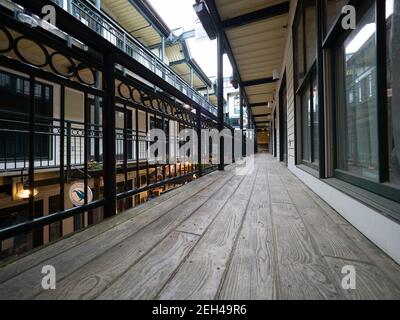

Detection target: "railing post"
[217, 31, 224, 170]
[66, 121, 72, 183]
[196, 108, 203, 177]
[102, 52, 117, 218]
[67, 0, 73, 47]
[232, 128, 235, 164]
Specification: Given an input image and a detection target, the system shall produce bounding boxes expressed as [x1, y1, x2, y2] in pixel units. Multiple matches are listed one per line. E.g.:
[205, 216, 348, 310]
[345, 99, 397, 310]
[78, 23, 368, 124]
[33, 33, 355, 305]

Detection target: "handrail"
[53, 0, 217, 116]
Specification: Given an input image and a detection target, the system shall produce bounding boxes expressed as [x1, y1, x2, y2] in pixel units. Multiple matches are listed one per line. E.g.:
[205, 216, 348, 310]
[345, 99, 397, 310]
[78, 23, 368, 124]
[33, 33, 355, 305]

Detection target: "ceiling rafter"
[221, 1, 290, 29]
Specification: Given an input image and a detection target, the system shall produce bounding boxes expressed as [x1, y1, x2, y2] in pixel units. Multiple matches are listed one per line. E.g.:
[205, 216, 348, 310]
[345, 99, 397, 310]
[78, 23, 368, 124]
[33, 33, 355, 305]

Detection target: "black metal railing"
[0, 0, 236, 260]
[0, 114, 152, 172]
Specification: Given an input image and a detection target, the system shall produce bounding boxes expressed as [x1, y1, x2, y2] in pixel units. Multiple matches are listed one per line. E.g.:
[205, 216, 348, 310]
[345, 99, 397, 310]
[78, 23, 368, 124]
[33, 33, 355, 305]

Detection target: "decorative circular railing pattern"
[0, 26, 99, 87]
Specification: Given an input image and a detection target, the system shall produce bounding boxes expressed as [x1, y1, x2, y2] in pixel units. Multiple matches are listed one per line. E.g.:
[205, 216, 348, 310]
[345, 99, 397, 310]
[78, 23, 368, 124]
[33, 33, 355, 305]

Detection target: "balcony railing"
[53, 0, 217, 116]
[0, 114, 150, 172]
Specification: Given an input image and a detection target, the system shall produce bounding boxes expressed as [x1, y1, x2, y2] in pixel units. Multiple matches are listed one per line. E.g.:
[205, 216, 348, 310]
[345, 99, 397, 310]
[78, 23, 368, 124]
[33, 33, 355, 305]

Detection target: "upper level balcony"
[52, 0, 218, 116]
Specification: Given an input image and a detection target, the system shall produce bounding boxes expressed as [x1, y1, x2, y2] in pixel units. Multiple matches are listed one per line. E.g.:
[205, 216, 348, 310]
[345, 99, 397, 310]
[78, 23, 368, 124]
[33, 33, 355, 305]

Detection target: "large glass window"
[335, 4, 379, 180]
[312, 80, 319, 165]
[387, 0, 400, 186]
[301, 87, 311, 162]
[295, 0, 317, 85]
[305, 1, 317, 70]
[295, 13, 305, 85]
[300, 78, 319, 165]
[295, 0, 319, 169]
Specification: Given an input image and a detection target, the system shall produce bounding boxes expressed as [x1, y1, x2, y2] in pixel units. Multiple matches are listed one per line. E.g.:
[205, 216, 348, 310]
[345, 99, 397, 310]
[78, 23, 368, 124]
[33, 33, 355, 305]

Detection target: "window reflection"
[302, 87, 311, 162]
[336, 4, 379, 180]
[387, 0, 400, 186]
[312, 81, 319, 165]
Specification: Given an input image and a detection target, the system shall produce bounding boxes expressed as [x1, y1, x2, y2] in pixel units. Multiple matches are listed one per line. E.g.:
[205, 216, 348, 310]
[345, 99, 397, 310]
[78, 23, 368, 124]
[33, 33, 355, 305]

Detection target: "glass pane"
[387, 0, 400, 186]
[305, 0, 317, 70]
[312, 79, 319, 165]
[325, 0, 346, 34]
[296, 14, 305, 86]
[301, 87, 311, 162]
[336, 4, 379, 180]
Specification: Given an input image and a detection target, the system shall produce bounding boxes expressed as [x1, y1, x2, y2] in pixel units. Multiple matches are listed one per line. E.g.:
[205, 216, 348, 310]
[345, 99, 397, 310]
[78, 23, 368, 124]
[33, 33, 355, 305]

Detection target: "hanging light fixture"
[15, 169, 39, 199]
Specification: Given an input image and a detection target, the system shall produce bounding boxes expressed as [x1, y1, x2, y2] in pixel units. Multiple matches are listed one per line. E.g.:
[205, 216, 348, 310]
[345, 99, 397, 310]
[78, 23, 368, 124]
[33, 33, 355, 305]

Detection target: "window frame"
[293, 0, 320, 172]
[0, 70, 54, 162]
[324, 0, 400, 203]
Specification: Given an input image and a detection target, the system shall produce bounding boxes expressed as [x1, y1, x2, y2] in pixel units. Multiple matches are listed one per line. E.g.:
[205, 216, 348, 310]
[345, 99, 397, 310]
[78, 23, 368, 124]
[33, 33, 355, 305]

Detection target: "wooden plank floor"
[1, 153, 400, 300]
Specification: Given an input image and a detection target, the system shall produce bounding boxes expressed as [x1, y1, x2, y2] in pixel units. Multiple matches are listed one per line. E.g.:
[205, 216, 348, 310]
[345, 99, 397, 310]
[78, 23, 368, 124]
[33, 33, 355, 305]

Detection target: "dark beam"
[253, 113, 271, 118]
[242, 77, 277, 87]
[221, 2, 290, 29]
[169, 59, 186, 66]
[249, 102, 270, 108]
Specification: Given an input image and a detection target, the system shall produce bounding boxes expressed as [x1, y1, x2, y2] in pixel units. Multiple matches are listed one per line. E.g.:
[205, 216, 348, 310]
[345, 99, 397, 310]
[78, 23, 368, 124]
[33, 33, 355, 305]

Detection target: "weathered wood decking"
[1, 154, 400, 300]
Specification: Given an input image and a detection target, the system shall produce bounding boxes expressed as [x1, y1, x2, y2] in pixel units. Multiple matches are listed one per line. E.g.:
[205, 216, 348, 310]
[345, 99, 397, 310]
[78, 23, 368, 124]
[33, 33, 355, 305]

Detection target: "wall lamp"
[13, 169, 39, 200]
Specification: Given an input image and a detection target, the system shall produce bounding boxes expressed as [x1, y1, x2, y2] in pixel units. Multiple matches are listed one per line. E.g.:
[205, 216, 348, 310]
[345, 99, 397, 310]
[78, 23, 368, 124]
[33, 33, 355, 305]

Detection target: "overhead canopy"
[167, 42, 213, 89]
[204, 0, 289, 128]
[102, 0, 168, 47]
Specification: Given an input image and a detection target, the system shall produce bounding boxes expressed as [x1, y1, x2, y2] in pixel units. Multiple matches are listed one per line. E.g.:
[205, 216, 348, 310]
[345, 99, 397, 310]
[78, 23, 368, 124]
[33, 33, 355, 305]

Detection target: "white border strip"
[289, 164, 400, 264]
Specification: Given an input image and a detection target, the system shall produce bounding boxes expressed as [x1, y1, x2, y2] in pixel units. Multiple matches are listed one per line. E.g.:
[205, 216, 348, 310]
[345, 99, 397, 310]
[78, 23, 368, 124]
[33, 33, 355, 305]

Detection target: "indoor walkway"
[0, 153, 399, 300]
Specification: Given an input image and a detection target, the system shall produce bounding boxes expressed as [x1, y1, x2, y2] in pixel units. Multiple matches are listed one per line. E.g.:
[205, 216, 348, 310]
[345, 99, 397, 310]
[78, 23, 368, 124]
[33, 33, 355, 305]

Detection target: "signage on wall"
[69, 183, 93, 207]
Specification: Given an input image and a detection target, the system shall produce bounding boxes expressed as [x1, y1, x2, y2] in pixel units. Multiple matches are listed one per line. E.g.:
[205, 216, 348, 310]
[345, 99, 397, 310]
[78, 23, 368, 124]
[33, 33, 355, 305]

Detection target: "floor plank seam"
[321, 255, 378, 267]
[174, 230, 203, 237]
[267, 163, 283, 300]
[215, 165, 260, 300]
[153, 171, 247, 300]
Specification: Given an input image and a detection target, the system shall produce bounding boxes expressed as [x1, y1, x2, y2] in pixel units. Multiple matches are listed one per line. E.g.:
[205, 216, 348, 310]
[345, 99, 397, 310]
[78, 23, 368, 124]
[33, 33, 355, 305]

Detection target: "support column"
[196, 108, 203, 177]
[240, 88, 244, 158]
[102, 53, 117, 218]
[161, 37, 166, 63]
[190, 67, 194, 99]
[190, 67, 194, 87]
[217, 32, 224, 170]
